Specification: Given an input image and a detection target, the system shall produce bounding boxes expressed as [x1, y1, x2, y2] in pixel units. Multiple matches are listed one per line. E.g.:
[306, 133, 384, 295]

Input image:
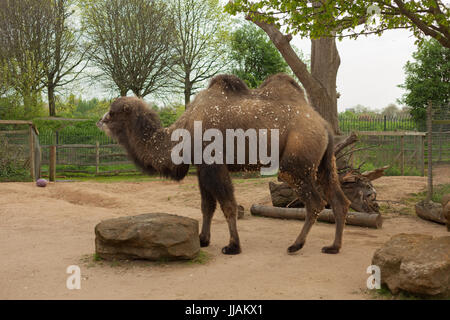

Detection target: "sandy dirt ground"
[1, 166, 449, 300]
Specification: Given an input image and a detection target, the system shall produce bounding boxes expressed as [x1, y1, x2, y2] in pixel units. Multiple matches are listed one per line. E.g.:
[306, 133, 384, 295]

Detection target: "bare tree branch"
[81, 0, 175, 98]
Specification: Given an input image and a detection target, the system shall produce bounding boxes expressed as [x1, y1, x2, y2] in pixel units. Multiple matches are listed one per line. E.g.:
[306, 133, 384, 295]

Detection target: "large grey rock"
[95, 213, 200, 261]
[372, 233, 450, 296]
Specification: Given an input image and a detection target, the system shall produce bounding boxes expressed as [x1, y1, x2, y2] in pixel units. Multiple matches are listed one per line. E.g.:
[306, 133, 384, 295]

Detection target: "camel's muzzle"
[97, 112, 110, 131]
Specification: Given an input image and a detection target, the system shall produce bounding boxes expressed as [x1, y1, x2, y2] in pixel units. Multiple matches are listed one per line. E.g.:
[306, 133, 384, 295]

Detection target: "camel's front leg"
[198, 181, 217, 247]
[197, 164, 241, 255]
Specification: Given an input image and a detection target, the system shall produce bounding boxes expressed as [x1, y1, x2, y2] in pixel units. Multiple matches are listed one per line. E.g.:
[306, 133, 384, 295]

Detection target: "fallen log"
[250, 204, 382, 229]
[415, 200, 446, 225]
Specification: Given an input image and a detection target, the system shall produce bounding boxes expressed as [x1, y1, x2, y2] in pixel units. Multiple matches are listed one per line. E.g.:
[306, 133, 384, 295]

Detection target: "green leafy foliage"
[54, 95, 112, 119]
[0, 139, 31, 181]
[399, 39, 450, 123]
[229, 22, 289, 88]
[155, 103, 185, 127]
[0, 94, 46, 120]
[225, 1, 450, 47]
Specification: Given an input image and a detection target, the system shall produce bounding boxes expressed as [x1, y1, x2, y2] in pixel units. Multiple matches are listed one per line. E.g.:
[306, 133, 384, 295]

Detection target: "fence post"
[426, 101, 433, 203]
[414, 135, 419, 169]
[438, 125, 442, 162]
[49, 134, 57, 182]
[383, 115, 387, 131]
[421, 135, 425, 177]
[96, 141, 100, 175]
[28, 125, 35, 181]
[400, 135, 404, 175]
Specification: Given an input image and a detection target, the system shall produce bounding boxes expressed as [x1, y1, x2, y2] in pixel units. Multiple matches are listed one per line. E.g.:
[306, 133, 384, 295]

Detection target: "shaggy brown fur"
[97, 73, 350, 255]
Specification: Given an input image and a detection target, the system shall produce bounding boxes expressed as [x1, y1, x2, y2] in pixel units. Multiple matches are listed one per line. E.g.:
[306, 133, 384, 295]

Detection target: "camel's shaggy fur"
[97, 73, 350, 255]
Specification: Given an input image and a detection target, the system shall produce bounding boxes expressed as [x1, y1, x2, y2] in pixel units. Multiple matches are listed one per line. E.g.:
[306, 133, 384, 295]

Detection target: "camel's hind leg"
[321, 186, 349, 254]
[318, 160, 350, 254]
[279, 169, 326, 254]
[197, 165, 241, 255]
[317, 132, 351, 254]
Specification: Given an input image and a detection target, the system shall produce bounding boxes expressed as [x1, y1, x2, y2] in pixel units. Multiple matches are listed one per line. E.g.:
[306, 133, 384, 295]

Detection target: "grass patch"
[370, 284, 450, 300]
[93, 253, 103, 261]
[188, 250, 210, 265]
[409, 183, 450, 204]
[380, 183, 450, 216]
[83, 249, 211, 268]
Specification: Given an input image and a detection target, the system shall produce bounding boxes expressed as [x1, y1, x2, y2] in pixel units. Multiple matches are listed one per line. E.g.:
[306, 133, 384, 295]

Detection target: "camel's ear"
[123, 103, 131, 113]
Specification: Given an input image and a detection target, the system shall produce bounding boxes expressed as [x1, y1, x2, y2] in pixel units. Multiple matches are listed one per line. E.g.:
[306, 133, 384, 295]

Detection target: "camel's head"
[97, 96, 161, 140]
[96, 97, 133, 139]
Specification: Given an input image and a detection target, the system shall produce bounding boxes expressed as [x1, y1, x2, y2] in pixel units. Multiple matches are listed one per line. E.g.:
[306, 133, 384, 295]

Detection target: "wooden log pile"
[250, 204, 383, 229]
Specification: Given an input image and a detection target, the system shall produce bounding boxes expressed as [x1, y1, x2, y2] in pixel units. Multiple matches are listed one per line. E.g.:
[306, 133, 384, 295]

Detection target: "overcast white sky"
[292, 29, 418, 113]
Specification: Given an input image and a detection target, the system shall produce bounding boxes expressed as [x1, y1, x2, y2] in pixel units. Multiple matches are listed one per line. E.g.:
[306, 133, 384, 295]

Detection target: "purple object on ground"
[36, 179, 48, 187]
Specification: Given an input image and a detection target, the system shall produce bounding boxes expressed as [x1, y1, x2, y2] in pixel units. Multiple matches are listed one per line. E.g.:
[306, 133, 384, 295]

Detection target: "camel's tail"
[318, 127, 351, 207]
[318, 128, 336, 181]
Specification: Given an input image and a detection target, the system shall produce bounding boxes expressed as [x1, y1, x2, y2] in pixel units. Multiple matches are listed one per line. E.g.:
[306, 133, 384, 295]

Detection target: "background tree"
[154, 103, 186, 127]
[228, 0, 450, 48]
[226, 0, 450, 134]
[169, 0, 230, 107]
[80, 0, 175, 98]
[400, 38, 450, 122]
[226, 2, 342, 133]
[0, 0, 87, 117]
[382, 103, 400, 117]
[43, 0, 89, 117]
[229, 22, 289, 88]
[0, 0, 48, 115]
[0, 60, 10, 97]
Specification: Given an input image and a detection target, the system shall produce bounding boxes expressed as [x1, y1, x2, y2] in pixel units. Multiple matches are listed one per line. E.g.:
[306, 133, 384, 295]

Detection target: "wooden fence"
[0, 120, 40, 181]
[40, 141, 137, 179]
[353, 131, 427, 176]
[38, 130, 436, 179]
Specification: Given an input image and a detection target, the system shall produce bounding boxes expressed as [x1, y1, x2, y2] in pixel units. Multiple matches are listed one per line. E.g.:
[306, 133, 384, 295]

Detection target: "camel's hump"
[208, 74, 250, 94]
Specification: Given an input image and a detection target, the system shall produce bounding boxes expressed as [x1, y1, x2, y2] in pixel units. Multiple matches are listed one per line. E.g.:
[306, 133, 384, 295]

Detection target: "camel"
[97, 73, 350, 255]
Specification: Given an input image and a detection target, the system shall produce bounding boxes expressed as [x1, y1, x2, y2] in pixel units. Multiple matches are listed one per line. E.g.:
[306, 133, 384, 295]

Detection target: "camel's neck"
[120, 123, 189, 181]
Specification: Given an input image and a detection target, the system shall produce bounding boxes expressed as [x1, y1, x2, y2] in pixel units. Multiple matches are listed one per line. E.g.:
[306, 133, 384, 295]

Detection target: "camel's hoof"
[321, 246, 340, 254]
[199, 235, 210, 248]
[287, 243, 304, 254]
[222, 244, 241, 255]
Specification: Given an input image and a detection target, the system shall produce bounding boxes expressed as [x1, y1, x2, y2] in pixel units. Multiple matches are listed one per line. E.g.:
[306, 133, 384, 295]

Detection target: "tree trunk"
[48, 85, 56, 117]
[247, 15, 340, 134]
[22, 93, 33, 117]
[184, 86, 191, 109]
[310, 38, 340, 133]
[184, 72, 192, 109]
[120, 88, 128, 97]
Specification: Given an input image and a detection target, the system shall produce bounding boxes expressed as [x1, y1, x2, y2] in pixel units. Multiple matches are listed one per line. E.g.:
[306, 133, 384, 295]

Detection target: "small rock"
[237, 205, 245, 219]
[441, 194, 450, 207]
[372, 233, 450, 296]
[442, 195, 450, 231]
[95, 213, 200, 261]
